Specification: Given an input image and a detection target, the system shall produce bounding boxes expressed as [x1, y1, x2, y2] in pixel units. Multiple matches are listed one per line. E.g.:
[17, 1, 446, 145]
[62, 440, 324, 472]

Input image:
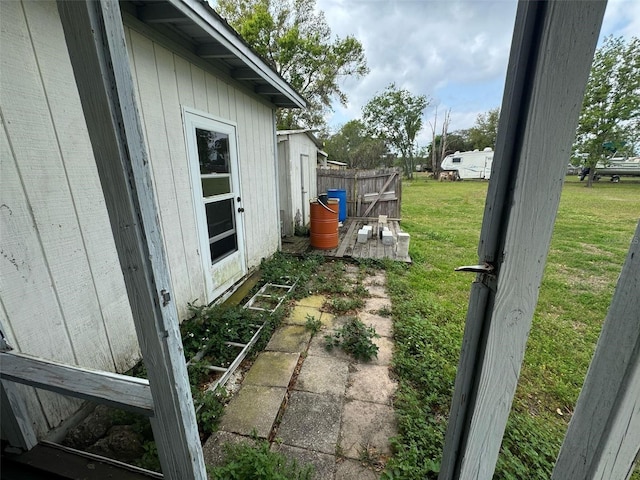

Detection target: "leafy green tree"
[467, 108, 500, 150]
[217, 0, 368, 130]
[362, 84, 429, 178]
[324, 120, 388, 169]
[574, 36, 640, 186]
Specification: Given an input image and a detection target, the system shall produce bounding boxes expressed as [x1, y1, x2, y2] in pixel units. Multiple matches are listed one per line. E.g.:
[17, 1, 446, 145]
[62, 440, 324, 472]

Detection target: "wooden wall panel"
[125, 25, 281, 307]
[128, 30, 194, 318]
[1, 1, 141, 435]
[154, 45, 202, 306]
[1, 0, 112, 372]
[24, 0, 138, 372]
[0, 125, 74, 433]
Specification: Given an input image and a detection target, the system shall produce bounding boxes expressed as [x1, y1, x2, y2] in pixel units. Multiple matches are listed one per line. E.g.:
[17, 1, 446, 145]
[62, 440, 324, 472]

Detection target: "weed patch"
[327, 297, 365, 314]
[325, 317, 379, 362]
[208, 440, 314, 479]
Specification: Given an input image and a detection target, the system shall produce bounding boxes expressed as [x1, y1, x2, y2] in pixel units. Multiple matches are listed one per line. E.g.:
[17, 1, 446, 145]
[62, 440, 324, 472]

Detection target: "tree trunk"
[586, 168, 595, 187]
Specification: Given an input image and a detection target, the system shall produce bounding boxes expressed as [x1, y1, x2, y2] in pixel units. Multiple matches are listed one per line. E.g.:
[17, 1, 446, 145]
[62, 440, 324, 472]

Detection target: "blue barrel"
[327, 189, 347, 222]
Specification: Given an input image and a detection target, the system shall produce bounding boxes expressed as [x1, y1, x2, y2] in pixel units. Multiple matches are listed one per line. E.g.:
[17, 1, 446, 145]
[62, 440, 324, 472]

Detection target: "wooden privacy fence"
[316, 168, 402, 219]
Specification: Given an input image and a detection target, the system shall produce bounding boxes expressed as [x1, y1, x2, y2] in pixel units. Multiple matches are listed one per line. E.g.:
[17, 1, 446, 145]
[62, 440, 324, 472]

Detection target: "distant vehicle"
[566, 164, 581, 175]
[415, 164, 423, 172]
[441, 148, 494, 180]
[594, 156, 640, 182]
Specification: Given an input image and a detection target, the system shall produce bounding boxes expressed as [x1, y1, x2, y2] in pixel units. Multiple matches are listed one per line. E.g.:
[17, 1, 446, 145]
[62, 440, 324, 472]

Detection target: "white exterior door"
[183, 108, 246, 301]
[300, 153, 309, 225]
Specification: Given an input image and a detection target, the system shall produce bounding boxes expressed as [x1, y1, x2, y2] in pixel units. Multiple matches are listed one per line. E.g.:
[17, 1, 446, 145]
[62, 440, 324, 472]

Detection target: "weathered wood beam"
[0, 321, 38, 450]
[438, 1, 607, 478]
[1, 380, 38, 451]
[0, 352, 153, 417]
[57, 1, 206, 478]
[197, 43, 234, 58]
[552, 222, 640, 480]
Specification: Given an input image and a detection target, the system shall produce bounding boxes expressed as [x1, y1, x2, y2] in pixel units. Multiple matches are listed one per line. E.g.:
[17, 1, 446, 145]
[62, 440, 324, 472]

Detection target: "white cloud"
[317, 0, 639, 139]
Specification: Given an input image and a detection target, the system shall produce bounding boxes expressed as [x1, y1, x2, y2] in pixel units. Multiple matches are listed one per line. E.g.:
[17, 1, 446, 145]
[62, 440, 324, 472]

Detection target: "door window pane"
[201, 176, 231, 197]
[205, 199, 235, 240]
[196, 128, 230, 174]
[210, 235, 238, 263]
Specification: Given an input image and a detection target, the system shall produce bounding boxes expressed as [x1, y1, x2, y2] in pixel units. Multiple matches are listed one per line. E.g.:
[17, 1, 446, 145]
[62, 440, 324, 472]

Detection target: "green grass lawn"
[384, 175, 639, 479]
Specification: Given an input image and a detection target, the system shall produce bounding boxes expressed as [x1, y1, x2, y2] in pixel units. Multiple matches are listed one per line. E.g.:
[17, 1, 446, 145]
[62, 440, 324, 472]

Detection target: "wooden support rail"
[0, 352, 154, 417]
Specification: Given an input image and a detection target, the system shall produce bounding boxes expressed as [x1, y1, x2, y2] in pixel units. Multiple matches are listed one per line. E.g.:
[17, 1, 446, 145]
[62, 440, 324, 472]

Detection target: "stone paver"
[218, 385, 285, 438]
[295, 355, 349, 396]
[271, 444, 336, 480]
[360, 311, 393, 338]
[346, 364, 397, 405]
[202, 431, 257, 467]
[243, 351, 300, 387]
[212, 269, 398, 476]
[297, 295, 326, 309]
[363, 273, 386, 287]
[285, 305, 324, 325]
[266, 325, 312, 352]
[338, 399, 397, 459]
[363, 296, 392, 313]
[307, 333, 351, 362]
[334, 459, 380, 480]
[371, 336, 394, 366]
[278, 391, 342, 455]
[319, 311, 335, 327]
[366, 284, 387, 298]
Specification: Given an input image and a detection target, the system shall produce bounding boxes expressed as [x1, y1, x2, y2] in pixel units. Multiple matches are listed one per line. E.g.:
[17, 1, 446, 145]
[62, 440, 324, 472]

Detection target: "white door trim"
[182, 107, 246, 302]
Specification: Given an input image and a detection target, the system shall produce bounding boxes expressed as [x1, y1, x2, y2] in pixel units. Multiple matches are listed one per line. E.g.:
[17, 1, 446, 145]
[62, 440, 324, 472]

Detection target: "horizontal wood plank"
[0, 352, 153, 416]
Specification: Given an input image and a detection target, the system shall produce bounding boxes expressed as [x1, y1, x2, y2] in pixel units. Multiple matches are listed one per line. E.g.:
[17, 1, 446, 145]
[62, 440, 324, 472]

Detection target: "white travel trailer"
[441, 148, 494, 180]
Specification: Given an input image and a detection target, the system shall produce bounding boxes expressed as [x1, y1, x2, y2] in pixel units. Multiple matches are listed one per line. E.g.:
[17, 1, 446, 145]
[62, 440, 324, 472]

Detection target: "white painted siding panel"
[0, 123, 77, 433]
[23, 0, 138, 372]
[125, 26, 281, 309]
[128, 30, 195, 316]
[1, 1, 139, 435]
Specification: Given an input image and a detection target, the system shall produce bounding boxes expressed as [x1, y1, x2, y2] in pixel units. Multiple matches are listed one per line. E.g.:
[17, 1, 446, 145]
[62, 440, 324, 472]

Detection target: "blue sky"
[316, 0, 640, 146]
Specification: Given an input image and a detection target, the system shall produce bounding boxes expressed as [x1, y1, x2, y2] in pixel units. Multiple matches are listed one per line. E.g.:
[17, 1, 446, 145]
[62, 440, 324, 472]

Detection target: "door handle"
[238, 207, 245, 213]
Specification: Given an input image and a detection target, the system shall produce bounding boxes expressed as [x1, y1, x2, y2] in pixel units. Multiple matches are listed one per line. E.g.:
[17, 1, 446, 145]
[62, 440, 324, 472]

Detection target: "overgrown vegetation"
[304, 314, 322, 335]
[324, 317, 380, 362]
[208, 440, 315, 480]
[384, 176, 639, 478]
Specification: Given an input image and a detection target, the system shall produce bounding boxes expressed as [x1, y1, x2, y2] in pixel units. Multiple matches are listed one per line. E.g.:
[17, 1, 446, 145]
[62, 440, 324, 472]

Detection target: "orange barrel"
[310, 199, 339, 249]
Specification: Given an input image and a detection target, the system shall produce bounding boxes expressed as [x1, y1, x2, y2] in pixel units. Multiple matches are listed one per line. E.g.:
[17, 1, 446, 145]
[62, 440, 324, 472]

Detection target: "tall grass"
[384, 175, 639, 479]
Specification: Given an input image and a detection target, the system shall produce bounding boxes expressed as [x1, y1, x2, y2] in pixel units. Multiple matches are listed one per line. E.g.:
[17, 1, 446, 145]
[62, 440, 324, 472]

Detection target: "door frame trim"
[182, 106, 246, 303]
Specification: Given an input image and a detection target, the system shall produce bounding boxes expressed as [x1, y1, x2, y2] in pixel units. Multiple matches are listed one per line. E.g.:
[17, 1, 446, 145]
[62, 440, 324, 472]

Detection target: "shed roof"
[277, 129, 323, 148]
[123, 0, 306, 109]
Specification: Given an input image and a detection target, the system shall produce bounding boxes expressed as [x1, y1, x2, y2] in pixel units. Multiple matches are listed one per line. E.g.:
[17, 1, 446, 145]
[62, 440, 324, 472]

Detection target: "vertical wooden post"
[0, 323, 37, 450]
[439, 1, 607, 478]
[56, 1, 206, 478]
[1, 378, 37, 451]
[553, 222, 640, 480]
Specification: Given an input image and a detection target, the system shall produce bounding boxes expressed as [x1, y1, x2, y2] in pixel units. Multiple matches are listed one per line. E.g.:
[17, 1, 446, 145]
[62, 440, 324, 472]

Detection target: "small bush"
[304, 314, 322, 335]
[325, 317, 379, 362]
[208, 440, 314, 479]
[328, 297, 365, 314]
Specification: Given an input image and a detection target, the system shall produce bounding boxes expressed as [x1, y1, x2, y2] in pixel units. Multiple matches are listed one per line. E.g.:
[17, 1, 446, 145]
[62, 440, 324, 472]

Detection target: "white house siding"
[124, 23, 280, 308]
[278, 132, 319, 236]
[0, 0, 139, 435]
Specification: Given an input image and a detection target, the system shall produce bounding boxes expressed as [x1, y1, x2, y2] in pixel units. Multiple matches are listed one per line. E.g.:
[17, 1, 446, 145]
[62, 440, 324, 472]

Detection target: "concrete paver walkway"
[203, 267, 397, 479]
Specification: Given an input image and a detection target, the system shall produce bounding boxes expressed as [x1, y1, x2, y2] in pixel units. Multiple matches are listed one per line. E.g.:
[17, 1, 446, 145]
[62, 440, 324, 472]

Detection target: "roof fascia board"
[168, 0, 305, 108]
